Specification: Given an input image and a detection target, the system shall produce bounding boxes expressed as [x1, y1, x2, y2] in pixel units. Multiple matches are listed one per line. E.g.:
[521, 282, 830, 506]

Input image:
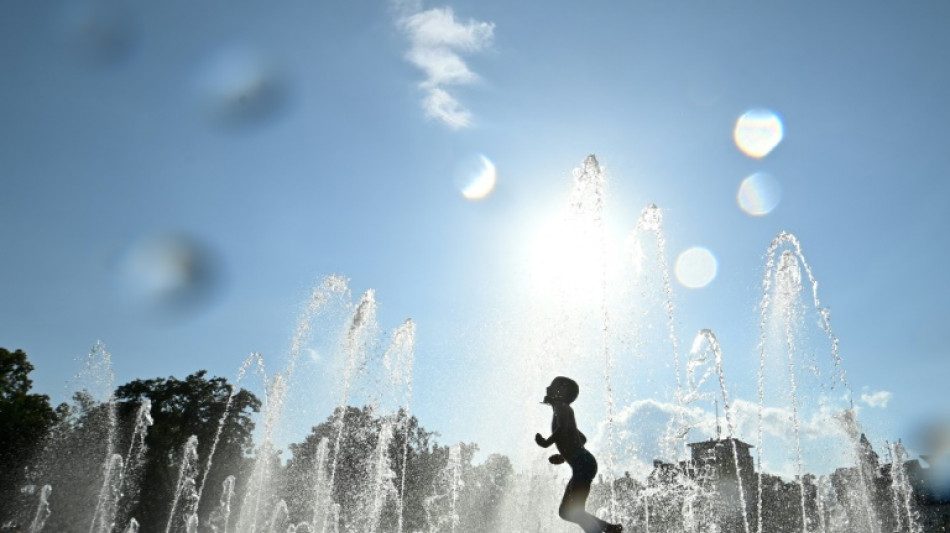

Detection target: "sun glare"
[528, 215, 605, 300]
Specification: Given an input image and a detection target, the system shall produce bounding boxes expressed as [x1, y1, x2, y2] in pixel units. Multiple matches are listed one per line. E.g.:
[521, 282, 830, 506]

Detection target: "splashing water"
[386, 320, 416, 533]
[197, 353, 263, 508]
[208, 476, 235, 533]
[689, 330, 751, 533]
[366, 421, 397, 533]
[308, 439, 331, 531]
[426, 444, 464, 533]
[266, 500, 288, 533]
[123, 518, 140, 533]
[165, 436, 201, 533]
[12, 157, 926, 533]
[28, 485, 52, 533]
[323, 289, 378, 532]
[887, 442, 922, 533]
[755, 233, 862, 533]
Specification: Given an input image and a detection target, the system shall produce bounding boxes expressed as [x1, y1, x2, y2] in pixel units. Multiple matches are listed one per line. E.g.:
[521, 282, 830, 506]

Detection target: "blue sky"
[2, 0, 949, 472]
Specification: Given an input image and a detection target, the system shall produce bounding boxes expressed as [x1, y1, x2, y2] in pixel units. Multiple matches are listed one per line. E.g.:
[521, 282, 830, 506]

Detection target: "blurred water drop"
[454, 154, 497, 201]
[58, 0, 138, 68]
[918, 419, 950, 503]
[734, 109, 783, 159]
[195, 45, 290, 130]
[737, 172, 781, 216]
[675, 247, 718, 289]
[115, 233, 223, 320]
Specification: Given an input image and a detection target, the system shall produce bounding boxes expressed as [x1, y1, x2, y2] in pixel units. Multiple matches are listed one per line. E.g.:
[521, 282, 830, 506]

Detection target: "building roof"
[687, 437, 754, 449]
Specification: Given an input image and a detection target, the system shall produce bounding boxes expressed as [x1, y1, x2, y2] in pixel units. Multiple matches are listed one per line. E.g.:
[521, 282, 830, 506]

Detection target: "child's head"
[544, 376, 579, 404]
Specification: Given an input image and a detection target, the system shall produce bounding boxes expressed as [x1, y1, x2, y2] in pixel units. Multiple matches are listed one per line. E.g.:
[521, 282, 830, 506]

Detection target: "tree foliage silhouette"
[0, 348, 61, 523]
[0, 348, 59, 471]
[114, 371, 260, 533]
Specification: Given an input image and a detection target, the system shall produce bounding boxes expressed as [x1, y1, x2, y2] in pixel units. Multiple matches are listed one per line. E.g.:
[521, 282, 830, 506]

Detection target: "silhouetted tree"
[458, 452, 514, 533]
[114, 371, 260, 533]
[282, 406, 472, 533]
[0, 348, 59, 471]
[0, 348, 62, 526]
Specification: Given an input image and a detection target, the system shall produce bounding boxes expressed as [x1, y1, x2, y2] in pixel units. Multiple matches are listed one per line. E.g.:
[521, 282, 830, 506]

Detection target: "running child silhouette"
[535, 376, 623, 533]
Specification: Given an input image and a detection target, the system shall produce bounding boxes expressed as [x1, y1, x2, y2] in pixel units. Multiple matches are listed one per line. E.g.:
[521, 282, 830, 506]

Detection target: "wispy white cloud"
[422, 87, 471, 128]
[590, 397, 856, 479]
[395, 4, 494, 129]
[860, 390, 892, 408]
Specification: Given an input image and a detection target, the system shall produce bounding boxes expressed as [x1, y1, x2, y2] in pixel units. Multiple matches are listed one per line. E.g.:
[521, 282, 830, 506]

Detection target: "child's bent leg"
[559, 476, 609, 533]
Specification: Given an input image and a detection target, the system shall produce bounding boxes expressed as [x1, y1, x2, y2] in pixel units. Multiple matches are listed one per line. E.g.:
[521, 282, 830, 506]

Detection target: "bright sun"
[527, 214, 606, 301]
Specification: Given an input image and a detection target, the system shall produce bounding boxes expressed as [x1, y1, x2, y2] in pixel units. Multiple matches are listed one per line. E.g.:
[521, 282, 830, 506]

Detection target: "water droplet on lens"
[737, 172, 781, 216]
[196, 45, 289, 130]
[734, 109, 783, 159]
[115, 233, 223, 320]
[675, 247, 718, 289]
[58, 0, 138, 67]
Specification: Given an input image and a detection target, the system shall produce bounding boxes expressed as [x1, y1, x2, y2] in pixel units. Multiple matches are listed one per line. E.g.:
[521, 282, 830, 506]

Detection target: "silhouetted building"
[638, 434, 949, 533]
[688, 437, 755, 482]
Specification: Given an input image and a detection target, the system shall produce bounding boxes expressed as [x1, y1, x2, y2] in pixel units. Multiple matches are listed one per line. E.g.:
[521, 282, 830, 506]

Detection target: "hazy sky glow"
[2, 1, 949, 472]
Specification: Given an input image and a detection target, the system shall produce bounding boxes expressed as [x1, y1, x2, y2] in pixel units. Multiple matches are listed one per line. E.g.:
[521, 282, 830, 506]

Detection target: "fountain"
[4, 155, 926, 533]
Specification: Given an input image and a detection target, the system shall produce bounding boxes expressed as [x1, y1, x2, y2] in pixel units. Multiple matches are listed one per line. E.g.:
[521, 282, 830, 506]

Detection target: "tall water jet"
[307, 439, 331, 532]
[215, 277, 345, 533]
[28, 485, 52, 533]
[286, 276, 349, 379]
[619, 202, 687, 488]
[365, 420, 397, 533]
[267, 500, 289, 533]
[196, 352, 264, 509]
[235, 374, 282, 533]
[688, 330, 752, 533]
[323, 289, 378, 533]
[628, 204, 680, 397]
[208, 476, 235, 533]
[384, 320, 416, 533]
[573, 156, 619, 518]
[79, 343, 121, 533]
[89, 453, 124, 533]
[887, 442, 921, 533]
[232, 278, 347, 533]
[165, 435, 200, 533]
[185, 514, 199, 533]
[426, 444, 463, 533]
[20, 342, 121, 533]
[114, 399, 153, 533]
[756, 232, 869, 533]
[835, 410, 883, 533]
[629, 203, 680, 407]
[327, 503, 341, 533]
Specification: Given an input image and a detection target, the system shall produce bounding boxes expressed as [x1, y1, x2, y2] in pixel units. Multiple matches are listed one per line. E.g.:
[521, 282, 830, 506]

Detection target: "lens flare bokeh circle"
[737, 172, 781, 216]
[675, 247, 718, 289]
[734, 109, 783, 159]
[456, 154, 497, 200]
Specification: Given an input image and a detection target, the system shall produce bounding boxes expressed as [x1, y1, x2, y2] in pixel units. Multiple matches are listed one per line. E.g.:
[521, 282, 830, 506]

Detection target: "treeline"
[0, 348, 513, 533]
